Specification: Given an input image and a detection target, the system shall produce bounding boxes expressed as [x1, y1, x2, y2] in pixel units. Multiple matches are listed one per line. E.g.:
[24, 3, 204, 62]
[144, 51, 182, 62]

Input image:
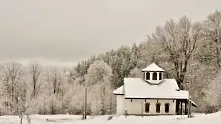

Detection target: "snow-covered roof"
[190, 100, 197, 108]
[123, 78, 189, 99]
[142, 62, 165, 72]
[113, 85, 124, 95]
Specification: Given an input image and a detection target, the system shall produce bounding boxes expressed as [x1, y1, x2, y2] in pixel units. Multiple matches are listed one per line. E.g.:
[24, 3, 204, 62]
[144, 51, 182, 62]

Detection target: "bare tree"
[29, 62, 42, 98]
[149, 16, 202, 89]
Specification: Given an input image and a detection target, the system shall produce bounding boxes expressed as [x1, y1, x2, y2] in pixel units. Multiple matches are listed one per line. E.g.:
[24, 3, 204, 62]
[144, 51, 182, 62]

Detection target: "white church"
[113, 63, 197, 115]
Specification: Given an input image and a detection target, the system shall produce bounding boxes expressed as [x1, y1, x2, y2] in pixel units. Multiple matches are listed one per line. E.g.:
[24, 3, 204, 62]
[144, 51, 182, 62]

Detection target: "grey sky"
[0, 0, 220, 67]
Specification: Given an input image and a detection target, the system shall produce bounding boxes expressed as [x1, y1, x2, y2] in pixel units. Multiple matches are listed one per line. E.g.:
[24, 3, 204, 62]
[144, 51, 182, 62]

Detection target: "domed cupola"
[142, 62, 165, 85]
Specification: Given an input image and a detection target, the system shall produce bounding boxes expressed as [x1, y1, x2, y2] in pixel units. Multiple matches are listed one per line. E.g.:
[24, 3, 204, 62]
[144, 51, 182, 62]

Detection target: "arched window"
[145, 102, 150, 113]
[159, 72, 162, 80]
[153, 72, 157, 80]
[165, 103, 170, 113]
[156, 103, 161, 113]
[146, 72, 150, 80]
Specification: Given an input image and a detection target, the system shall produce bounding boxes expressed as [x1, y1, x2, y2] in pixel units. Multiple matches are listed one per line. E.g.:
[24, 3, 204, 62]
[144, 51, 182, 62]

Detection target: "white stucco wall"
[116, 95, 125, 115]
[123, 98, 176, 115]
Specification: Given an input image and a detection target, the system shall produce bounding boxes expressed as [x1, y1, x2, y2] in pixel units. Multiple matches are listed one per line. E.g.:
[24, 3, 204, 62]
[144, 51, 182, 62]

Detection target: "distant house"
[113, 62, 197, 115]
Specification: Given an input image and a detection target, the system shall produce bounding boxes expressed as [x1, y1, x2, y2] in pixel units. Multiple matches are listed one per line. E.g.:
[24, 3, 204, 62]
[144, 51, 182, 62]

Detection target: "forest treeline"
[1, 10, 221, 115]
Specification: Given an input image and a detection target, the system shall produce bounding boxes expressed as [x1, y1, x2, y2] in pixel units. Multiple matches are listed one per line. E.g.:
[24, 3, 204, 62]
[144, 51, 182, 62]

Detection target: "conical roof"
[142, 62, 165, 72]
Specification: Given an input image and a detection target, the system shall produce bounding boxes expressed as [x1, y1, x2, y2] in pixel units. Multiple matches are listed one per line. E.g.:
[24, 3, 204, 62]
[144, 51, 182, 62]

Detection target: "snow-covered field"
[0, 112, 220, 124]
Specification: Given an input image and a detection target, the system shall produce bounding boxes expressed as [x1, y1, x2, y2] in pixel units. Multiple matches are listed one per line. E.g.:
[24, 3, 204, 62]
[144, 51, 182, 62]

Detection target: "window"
[153, 72, 157, 80]
[146, 72, 150, 80]
[156, 103, 161, 113]
[145, 103, 150, 113]
[159, 72, 162, 80]
[165, 103, 170, 113]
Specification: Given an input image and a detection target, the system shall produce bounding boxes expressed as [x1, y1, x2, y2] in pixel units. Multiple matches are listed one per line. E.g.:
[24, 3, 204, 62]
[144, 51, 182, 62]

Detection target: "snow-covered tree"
[129, 67, 143, 78]
[65, 84, 85, 114]
[85, 60, 113, 114]
[0, 62, 25, 114]
[45, 68, 64, 95]
[202, 11, 221, 68]
[85, 60, 112, 86]
[204, 71, 221, 113]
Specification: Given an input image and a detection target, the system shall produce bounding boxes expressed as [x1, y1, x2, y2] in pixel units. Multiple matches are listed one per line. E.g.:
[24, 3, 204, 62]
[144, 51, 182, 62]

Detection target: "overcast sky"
[0, 0, 220, 67]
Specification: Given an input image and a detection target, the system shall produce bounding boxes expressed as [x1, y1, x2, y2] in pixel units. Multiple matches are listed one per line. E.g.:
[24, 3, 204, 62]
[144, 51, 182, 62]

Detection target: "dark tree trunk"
[20, 117, 23, 124]
[33, 85, 36, 97]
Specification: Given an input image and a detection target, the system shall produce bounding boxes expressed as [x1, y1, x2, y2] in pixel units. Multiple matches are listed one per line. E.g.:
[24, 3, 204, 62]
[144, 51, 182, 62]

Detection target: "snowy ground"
[0, 112, 220, 124]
